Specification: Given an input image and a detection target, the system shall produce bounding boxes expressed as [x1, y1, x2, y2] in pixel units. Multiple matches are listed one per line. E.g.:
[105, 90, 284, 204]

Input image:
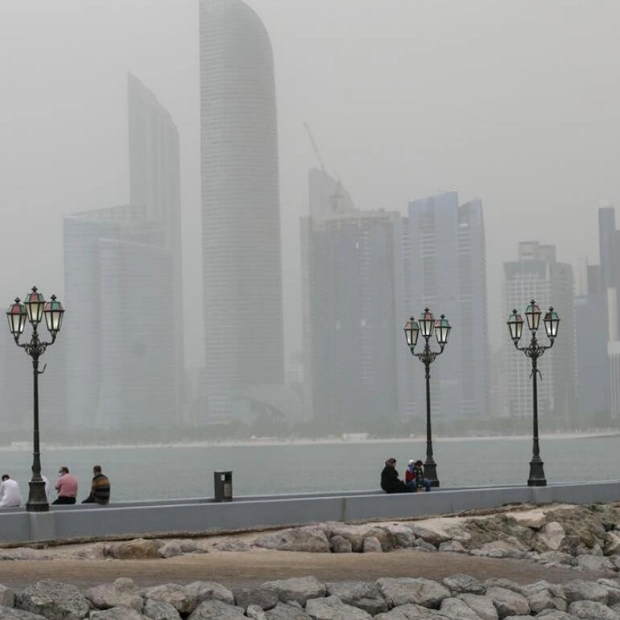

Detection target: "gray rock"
[107, 539, 161, 560]
[483, 579, 525, 595]
[246, 604, 267, 620]
[377, 577, 451, 609]
[143, 584, 197, 614]
[89, 608, 147, 620]
[563, 579, 609, 605]
[327, 581, 388, 615]
[384, 524, 417, 548]
[438, 540, 467, 553]
[185, 581, 235, 606]
[157, 542, 183, 559]
[265, 602, 312, 619]
[599, 579, 620, 606]
[442, 574, 486, 595]
[538, 551, 576, 567]
[362, 537, 383, 553]
[471, 541, 527, 560]
[213, 538, 249, 552]
[254, 527, 330, 553]
[0, 610, 49, 619]
[535, 611, 575, 619]
[187, 599, 245, 619]
[373, 603, 445, 618]
[576, 554, 617, 573]
[86, 578, 143, 611]
[17, 579, 90, 620]
[0, 583, 16, 607]
[412, 539, 438, 553]
[455, 594, 498, 620]
[406, 524, 452, 546]
[323, 524, 372, 552]
[610, 555, 620, 570]
[67, 543, 108, 561]
[568, 599, 620, 619]
[142, 599, 182, 620]
[306, 595, 372, 619]
[485, 586, 530, 618]
[604, 532, 620, 556]
[439, 597, 484, 619]
[0, 548, 51, 561]
[262, 576, 326, 606]
[330, 535, 353, 553]
[233, 587, 279, 611]
[521, 581, 567, 614]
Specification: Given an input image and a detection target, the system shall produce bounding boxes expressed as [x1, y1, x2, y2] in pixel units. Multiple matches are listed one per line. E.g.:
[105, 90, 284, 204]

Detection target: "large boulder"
[576, 554, 617, 573]
[330, 535, 353, 553]
[0, 610, 50, 619]
[563, 579, 609, 605]
[142, 599, 182, 620]
[521, 581, 567, 614]
[373, 603, 445, 619]
[17, 580, 90, 620]
[187, 599, 245, 619]
[143, 584, 197, 615]
[305, 596, 372, 619]
[86, 578, 143, 611]
[407, 518, 469, 545]
[485, 586, 530, 618]
[185, 581, 234, 606]
[443, 574, 486, 596]
[253, 527, 330, 553]
[107, 539, 161, 560]
[262, 576, 326, 607]
[327, 581, 388, 615]
[89, 608, 147, 620]
[455, 593, 499, 620]
[568, 599, 620, 619]
[324, 523, 373, 552]
[507, 509, 547, 530]
[0, 583, 16, 607]
[439, 597, 485, 619]
[536, 522, 565, 551]
[265, 602, 312, 619]
[233, 587, 279, 611]
[376, 577, 450, 609]
[362, 537, 382, 553]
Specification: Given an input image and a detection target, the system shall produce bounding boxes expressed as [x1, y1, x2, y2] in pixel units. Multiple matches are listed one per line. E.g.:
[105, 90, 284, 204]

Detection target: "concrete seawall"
[1, 481, 619, 545]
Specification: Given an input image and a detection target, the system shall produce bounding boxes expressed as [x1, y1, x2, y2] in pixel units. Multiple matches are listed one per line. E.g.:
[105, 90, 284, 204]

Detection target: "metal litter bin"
[214, 470, 233, 502]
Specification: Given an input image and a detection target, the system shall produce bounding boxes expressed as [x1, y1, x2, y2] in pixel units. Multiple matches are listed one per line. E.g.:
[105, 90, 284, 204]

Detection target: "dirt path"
[0, 549, 603, 591]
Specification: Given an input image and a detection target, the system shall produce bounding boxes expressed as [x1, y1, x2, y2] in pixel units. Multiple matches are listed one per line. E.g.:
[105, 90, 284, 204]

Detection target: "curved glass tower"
[200, 0, 284, 419]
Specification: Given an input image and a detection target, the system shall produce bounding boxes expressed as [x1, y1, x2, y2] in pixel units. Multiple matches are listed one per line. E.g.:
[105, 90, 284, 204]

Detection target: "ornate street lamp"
[404, 308, 451, 487]
[508, 301, 559, 487]
[6, 287, 65, 512]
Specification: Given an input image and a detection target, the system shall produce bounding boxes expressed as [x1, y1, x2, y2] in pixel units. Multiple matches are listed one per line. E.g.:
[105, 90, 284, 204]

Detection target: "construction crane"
[303, 122, 344, 212]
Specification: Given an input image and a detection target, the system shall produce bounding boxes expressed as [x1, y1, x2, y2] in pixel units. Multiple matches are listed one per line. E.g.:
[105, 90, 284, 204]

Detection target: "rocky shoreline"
[2, 502, 620, 618]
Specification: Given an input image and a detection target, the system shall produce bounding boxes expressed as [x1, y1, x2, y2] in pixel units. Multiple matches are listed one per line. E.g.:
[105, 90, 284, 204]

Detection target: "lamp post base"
[527, 459, 547, 487]
[26, 480, 50, 512]
[424, 459, 440, 488]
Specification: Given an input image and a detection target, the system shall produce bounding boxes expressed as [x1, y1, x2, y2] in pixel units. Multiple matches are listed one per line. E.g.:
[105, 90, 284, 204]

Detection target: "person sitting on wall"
[380, 458, 411, 494]
[0, 474, 22, 507]
[405, 459, 431, 492]
[52, 466, 78, 505]
[81, 465, 111, 505]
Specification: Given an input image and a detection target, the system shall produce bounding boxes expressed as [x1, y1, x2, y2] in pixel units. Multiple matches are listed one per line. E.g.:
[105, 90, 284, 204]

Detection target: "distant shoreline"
[1, 430, 618, 451]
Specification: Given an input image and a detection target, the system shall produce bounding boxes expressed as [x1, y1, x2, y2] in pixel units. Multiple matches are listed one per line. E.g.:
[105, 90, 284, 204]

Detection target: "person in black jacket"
[380, 458, 411, 494]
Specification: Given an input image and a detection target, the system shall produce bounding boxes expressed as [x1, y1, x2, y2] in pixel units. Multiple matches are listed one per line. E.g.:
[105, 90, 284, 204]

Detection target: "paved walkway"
[0, 549, 604, 591]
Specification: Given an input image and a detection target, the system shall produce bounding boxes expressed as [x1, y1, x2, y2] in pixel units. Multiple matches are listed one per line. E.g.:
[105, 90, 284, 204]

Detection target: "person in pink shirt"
[53, 466, 78, 505]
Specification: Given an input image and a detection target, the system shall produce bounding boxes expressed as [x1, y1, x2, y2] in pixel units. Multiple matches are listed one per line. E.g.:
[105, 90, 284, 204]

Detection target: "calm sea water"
[0, 435, 618, 502]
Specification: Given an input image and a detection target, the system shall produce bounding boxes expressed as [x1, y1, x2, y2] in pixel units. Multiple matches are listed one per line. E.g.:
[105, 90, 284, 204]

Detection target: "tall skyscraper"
[406, 192, 490, 419]
[503, 242, 576, 421]
[200, 0, 284, 420]
[302, 169, 405, 424]
[64, 75, 183, 431]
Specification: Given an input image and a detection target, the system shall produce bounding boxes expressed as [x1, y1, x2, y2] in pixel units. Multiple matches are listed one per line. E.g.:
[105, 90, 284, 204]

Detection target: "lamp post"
[6, 287, 65, 512]
[507, 301, 560, 487]
[404, 308, 451, 488]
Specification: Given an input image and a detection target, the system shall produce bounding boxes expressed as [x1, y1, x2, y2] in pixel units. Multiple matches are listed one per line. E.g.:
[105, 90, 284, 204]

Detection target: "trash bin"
[214, 470, 233, 502]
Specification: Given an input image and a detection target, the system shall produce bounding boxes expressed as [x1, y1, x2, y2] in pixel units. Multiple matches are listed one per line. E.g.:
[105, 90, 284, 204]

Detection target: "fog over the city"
[0, 0, 618, 373]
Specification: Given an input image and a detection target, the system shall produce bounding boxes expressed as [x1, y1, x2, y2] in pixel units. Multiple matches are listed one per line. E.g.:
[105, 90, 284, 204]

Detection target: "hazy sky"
[1, 1, 619, 369]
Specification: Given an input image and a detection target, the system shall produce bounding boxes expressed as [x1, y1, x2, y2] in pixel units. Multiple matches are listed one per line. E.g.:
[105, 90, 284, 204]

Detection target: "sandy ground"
[0, 548, 607, 591]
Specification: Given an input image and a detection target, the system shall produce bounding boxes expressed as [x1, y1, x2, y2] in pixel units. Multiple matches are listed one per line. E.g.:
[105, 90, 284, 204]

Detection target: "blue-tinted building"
[406, 192, 490, 419]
